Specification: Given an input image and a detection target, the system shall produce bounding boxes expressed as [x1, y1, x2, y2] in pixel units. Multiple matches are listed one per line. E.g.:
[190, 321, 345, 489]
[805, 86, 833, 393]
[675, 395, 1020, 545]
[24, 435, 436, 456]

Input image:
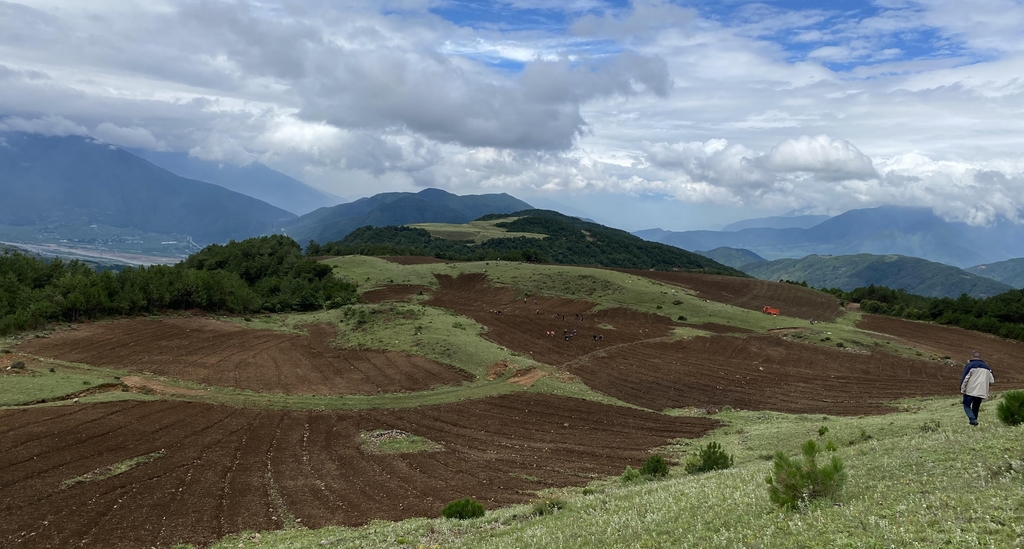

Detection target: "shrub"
[640, 454, 669, 479]
[997, 390, 1024, 426]
[825, 440, 838, 452]
[677, 315, 687, 321]
[684, 441, 734, 474]
[531, 497, 566, 516]
[818, 426, 829, 437]
[441, 498, 485, 520]
[620, 466, 643, 484]
[766, 439, 847, 510]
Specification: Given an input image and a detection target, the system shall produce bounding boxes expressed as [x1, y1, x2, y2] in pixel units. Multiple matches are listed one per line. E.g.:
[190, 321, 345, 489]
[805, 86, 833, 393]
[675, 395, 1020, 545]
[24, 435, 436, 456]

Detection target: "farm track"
[15, 317, 472, 395]
[615, 269, 845, 321]
[361, 284, 432, 303]
[0, 394, 715, 549]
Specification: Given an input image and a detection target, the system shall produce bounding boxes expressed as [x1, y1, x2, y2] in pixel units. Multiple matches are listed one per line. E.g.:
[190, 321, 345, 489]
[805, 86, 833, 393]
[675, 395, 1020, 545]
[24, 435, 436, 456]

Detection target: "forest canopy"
[0, 235, 356, 335]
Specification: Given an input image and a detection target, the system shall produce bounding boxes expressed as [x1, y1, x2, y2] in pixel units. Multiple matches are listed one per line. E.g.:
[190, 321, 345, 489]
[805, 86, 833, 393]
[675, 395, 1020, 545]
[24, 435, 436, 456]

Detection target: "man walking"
[960, 350, 995, 426]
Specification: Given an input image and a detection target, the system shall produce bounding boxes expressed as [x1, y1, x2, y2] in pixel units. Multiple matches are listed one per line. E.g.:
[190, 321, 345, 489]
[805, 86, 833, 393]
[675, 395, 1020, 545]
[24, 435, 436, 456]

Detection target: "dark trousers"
[963, 395, 983, 424]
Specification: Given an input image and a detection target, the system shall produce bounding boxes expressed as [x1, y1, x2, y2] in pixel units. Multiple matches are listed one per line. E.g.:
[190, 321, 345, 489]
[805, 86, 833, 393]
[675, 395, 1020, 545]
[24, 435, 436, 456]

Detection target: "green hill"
[698, 247, 765, 269]
[317, 210, 746, 276]
[742, 253, 1012, 298]
[966, 258, 1024, 289]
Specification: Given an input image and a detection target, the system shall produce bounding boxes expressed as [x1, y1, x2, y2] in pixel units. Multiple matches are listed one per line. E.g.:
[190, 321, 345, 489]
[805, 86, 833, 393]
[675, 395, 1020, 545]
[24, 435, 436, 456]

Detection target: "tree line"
[823, 284, 1024, 341]
[0, 235, 356, 336]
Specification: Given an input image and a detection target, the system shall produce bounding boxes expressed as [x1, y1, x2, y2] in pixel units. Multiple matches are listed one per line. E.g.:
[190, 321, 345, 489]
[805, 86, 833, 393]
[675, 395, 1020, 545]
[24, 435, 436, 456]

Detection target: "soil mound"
[616, 269, 844, 321]
[568, 334, 962, 415]
[16, 318, 471, 396]
[0, 394, 716, 549]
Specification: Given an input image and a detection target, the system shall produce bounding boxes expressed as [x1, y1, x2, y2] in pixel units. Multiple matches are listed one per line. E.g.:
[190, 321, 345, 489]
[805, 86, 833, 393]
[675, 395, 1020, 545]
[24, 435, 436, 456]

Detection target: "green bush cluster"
[441, 498, 485, 520]
[531, 497, 566, 516]
[640, 454, 669, 479]
[0, 235, 357, 335]
[684, 441, 734, 474]
[996, 390, 1024, 426]
[766, 440, 847, 510]
[620, 466, 643, 485]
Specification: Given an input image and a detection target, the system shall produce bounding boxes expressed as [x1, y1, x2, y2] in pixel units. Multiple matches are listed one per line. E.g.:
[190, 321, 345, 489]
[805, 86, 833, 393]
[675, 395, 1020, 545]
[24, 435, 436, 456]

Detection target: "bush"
[441, 498, 485, 520]
[766, 439, 847, 510]
[677, 315, 687, 321]
[620, 466, 643, 484]
[997, 390, 1024, 426]
[531, 497, 566, 516]
[640, 454, 669, 479]
[818, 426, 829, 437]
[684, 441, 734, 474]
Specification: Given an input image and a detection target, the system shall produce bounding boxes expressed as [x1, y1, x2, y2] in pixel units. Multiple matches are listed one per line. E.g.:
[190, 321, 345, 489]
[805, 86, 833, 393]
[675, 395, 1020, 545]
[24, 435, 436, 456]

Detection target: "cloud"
[189, 133, 259, 166]
[760, 135, 877, 180]
[92, 122, 164, 150]
[0, 115, 87, 136]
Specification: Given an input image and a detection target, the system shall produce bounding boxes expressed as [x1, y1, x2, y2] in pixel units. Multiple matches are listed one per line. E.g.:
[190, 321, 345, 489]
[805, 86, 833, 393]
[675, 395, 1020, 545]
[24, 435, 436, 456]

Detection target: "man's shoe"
[970, 422, 979, 426]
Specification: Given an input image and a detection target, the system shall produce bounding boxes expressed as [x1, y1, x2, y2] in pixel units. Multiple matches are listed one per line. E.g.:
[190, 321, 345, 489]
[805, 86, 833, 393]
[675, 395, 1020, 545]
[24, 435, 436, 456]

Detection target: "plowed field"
[567, 334, 961, 414]
[361, 284, 432, 303]
[0, 394, 715, 549]
[858, 315, 1024, 384]
[426, 273, 677, 365]
[616, 269, 844, 321]
[16, 318, 471, 395]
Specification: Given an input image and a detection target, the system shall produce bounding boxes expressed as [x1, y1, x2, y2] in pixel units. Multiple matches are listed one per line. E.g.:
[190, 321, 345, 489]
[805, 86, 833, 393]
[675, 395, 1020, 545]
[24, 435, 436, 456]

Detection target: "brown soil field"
[858, 315, 1024, 384]
[380, 255, 448, 265]
[426, 273, 678, 366]
[615, 269, 844, 321]
[15, 318, 471, 395]
[687, 323, 755, 334]
[566, 334, 963, 415]
[0, 394, 715, 549]
[361, 284, 432, 304]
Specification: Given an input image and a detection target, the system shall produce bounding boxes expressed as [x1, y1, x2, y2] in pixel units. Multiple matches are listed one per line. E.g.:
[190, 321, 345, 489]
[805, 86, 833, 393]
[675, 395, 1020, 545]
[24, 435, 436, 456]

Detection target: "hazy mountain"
[0, 133, 294, 244]
[967, 258, 1024, 289]
[722, 214, 830, 231]
[742, 254, 1012, 298]
[130, 150, 344, 216]
[287, 188, 533, 244]
[698, 247, 765, 269]
[636, 205, 1024, 267]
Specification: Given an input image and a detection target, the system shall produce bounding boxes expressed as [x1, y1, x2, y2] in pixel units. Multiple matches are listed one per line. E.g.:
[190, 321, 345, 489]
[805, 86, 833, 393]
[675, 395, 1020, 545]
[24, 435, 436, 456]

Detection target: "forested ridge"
[310, 210, 746, 276]
[0, 235, 356, 335]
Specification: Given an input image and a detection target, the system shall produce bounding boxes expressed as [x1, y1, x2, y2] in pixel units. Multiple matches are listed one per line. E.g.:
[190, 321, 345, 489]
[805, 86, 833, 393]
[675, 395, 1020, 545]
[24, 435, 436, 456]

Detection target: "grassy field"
[208, 392, 1023, 549]
[0, 361, 123, 406]
[407, 218, 547, 244]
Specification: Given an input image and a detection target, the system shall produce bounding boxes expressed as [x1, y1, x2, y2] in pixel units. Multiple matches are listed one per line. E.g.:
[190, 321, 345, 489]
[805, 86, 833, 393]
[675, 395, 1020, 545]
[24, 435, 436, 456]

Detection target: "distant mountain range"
[967, 258, 1024, 289]
[287, 189, 534, 244]
[721, 214, 831, 231]
[697, 247, 765, 269]
[722, 252, 1012, 299]
[130, 150, 344, 216]
[637, 206, 1024, 268]
[0, 133, 294, 245]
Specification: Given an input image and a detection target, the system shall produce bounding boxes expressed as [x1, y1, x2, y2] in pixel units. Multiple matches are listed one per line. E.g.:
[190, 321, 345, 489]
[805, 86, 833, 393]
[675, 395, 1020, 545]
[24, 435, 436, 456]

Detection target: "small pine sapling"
[640, 454, 669, 479]
[997, 390, 1024, 426]
[684, 441, 734, 474]
[441, 498, 485, 520]
[766, 439, 847, 510]
[620, 466, 643, 484]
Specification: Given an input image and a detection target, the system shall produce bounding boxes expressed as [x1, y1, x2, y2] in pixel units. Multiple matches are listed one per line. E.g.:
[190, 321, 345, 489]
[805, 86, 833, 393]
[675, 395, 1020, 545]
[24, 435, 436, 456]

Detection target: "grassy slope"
[967, 257, 1024, 289]
[210, 393, 1024, 549]
[407, 218, 547, 244]
[743, 254, 1013, 298]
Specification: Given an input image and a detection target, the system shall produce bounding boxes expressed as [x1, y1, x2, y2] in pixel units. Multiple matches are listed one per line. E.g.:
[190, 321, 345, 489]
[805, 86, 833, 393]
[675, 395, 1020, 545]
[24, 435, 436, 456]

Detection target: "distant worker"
[960, 350, 995, 426]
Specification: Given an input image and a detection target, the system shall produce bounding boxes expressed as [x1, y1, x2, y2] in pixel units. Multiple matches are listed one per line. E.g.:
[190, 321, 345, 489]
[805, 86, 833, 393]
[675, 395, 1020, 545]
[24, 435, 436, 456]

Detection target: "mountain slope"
[698, 247, 765, 269]
[324, 209, 746, 276]
[0, 133, 294, 244]
[287, 188, 533, 244]
[721, 214, 830, 231]
[131, 150, 344, 216]
[636, 206, 1024, 267]
[742, 254, 1012, 298]
[967, 258, 1024, 289]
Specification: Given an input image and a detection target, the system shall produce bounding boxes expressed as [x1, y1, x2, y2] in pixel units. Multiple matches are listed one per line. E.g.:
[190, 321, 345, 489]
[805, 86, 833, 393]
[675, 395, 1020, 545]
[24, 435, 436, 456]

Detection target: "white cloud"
[0, 114, 87, 136]
[92, 122, 164, 150]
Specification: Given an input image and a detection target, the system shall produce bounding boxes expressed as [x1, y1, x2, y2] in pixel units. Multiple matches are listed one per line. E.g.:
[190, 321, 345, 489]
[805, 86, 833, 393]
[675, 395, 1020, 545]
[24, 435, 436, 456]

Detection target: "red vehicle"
[762, 306, 780, 316]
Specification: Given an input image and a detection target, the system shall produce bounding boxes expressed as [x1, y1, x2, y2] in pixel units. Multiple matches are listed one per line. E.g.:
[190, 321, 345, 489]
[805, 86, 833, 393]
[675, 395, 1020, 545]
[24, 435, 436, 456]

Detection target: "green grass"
[360, 430, 443, 454]
[208, 393, 1024, 549]
[61, 450, 166, 489]
[0, 364, 122, 406]
[407, 219, 547, 244]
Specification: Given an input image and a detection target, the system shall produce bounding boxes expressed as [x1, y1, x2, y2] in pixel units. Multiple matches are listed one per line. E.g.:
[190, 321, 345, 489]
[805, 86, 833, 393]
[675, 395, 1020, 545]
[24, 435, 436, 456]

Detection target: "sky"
[1, 0, 1022, 230]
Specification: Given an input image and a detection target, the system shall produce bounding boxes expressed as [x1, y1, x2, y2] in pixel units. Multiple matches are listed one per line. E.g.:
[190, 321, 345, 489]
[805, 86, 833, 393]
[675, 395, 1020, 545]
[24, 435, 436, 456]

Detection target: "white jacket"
[961, 367, 995, 399]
